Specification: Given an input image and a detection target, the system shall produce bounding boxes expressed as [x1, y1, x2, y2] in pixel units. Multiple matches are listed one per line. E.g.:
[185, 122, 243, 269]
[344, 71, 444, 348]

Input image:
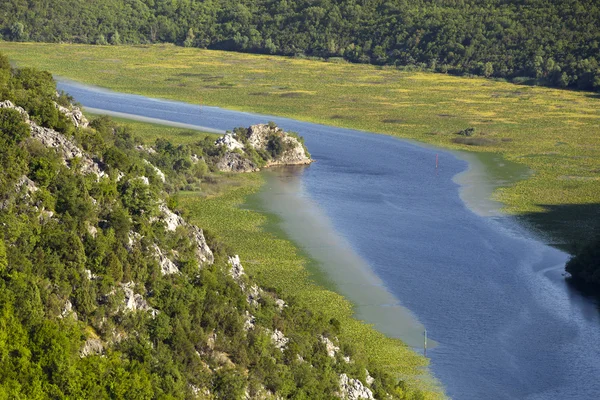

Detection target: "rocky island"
[214, 123, 312, 173]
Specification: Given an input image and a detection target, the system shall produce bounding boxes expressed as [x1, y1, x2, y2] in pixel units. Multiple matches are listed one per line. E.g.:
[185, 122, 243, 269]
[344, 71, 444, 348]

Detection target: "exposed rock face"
[320, 336, 340, 358]
[144, 159, 166, 182]
[160, 203, 186, 231]
[120, 282, 158, 316]
[0, 100, 29, 120]
[270, 329, 289, 351]
[214, 124, 312, 172]
[1, 100, 104, 177]
[215, 151, 257, 173]
[228, 255, 262, 306]
[159, 203, 214, 265]
[338, 374, 374, 400]
[152, 243, 180, 275]
[80, 338, 104, 358]
[55, 102, 89, 128]
[365, 370, 375, 386]
[60, 300, 78, 320]
[215, 133, 244, 151]
[189, 225, 214, 265]
[243, 311, 256, 331]
[245, 124, 312, 166]
[16, 175, 38, 194]
[229, 255, 245, 280]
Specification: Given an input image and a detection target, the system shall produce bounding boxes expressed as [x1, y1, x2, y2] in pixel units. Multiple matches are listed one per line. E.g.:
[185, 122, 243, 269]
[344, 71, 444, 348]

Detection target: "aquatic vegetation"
[1, 43, 597, 214]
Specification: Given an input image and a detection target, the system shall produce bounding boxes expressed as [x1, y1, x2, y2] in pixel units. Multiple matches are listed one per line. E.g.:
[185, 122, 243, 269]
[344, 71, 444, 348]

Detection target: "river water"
[58, 80, 600, 400]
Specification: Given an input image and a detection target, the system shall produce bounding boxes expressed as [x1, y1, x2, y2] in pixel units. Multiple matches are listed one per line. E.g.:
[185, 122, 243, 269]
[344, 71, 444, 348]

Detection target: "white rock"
[339, 373, 374, 400]
[152, 244, 180, 275]
[270, 329, 289, 351]
[54, 102, 89, 128]
[228, 255, 245, 280]
[16, 175, 38, 194]
[275, 298, 286, 311]
[215, 133, 244, 151]
[120, 282, 158, 316]
[144, 159, 165, 182]
[135, 144, 156, 154]
[135, 176, 150, 185]
[0, 100, 29, 120]
[244, 311, 256, 331]
[84, 269, 98, 280]
[80, 338, 104, 358]
[160, 203, 185, 231]
[60, 300, 77, 320]
[365, 370, 375, 386]
[320, 335, 340, 358]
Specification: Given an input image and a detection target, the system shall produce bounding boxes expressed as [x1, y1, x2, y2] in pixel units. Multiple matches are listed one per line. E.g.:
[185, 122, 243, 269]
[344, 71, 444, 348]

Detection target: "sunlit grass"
[2, 42, 595, 214]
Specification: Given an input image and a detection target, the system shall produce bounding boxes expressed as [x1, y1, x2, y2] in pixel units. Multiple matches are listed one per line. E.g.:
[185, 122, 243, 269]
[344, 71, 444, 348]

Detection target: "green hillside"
[0, 56, 441, 399]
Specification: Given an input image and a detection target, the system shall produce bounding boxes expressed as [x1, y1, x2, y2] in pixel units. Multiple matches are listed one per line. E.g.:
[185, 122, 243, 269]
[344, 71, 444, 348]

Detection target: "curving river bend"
[58, 80, 600, 400]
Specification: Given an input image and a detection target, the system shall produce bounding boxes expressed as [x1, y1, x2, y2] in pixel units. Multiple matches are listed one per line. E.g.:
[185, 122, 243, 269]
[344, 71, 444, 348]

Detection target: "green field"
[2, 42, 599, 215]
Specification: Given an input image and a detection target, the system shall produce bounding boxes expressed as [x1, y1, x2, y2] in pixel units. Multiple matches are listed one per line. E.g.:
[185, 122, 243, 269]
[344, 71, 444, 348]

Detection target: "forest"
[0, 0, 599, 92]
[0, 54, 431, 398]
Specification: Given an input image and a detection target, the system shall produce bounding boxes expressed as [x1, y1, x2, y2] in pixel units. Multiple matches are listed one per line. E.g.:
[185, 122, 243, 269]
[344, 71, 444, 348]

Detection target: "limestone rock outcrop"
[215, 151, 258, 173]
[55, 102, 89, 128]
[159, 203, 214, 265]
[215, 133, 244, 151]
[338, 374, 374, 400]
[0, 100, 104, 177]
[215, 124, 312, 172]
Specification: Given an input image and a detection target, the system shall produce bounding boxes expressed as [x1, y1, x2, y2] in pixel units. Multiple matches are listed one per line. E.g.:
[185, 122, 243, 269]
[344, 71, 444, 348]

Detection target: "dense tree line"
[1, 0, 599, 92]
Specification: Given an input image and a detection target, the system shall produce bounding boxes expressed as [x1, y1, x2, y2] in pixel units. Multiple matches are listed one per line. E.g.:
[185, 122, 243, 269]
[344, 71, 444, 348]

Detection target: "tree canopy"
[0, 0, 599, 91]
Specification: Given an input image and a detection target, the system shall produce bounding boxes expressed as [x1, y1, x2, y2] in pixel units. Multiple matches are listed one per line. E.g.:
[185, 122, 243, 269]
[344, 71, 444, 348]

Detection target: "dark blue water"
[58, 80, 600, 400]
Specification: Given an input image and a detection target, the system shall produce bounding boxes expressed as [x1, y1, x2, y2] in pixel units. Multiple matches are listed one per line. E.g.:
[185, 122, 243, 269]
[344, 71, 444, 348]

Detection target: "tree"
[483, 62, 494, 78]
[110, 31, 121, 45]
[9, 22, 26, 41]
[0, 239, 7, 274]
[0, 108, 29, 144]
[183, 28, 194, 48]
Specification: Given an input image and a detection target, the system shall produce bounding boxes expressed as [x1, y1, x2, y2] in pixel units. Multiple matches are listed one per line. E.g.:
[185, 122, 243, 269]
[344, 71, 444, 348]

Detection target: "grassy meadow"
[1, 42, 599, 214]
[110, 118, 442, 398]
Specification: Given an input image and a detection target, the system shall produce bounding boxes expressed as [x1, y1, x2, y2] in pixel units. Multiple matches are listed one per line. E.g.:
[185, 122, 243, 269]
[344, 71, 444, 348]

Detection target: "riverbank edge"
[2, 42, 598, 218]
[178, 176, 445, 399]
[113, 116, 445, 398]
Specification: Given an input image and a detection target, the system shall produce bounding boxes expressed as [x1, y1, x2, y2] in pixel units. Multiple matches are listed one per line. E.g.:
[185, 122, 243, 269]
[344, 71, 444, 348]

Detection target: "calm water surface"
[58, 80, 600, 400]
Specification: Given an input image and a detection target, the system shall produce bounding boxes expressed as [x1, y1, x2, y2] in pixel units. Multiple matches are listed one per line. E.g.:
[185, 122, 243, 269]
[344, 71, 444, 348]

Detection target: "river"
[58, 80, 600, 400]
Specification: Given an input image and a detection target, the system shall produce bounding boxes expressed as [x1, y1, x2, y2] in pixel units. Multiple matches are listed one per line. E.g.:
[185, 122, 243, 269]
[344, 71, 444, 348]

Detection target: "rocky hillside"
[0, 56, 425, 399]
[214, 123, 312, 173]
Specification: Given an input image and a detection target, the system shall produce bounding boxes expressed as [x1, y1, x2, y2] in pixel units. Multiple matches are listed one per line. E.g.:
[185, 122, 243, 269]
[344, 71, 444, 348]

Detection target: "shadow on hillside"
[517, 203, 600, 254]
[585, 93, 600, 99]
[518, 203, 600, 302]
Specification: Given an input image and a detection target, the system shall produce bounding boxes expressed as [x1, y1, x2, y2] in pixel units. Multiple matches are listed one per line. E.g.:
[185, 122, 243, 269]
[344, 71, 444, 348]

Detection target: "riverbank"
[111, 116, 444, 398]
[76, 95, 600, 400]
[1, 42, 598, 219]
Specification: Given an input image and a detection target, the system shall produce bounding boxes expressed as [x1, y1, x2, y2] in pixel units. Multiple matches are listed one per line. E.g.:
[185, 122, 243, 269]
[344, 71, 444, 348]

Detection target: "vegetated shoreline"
[1, 43, 597, 220]
[107, 115, 445, 397]
[87, 108, 435, 345]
